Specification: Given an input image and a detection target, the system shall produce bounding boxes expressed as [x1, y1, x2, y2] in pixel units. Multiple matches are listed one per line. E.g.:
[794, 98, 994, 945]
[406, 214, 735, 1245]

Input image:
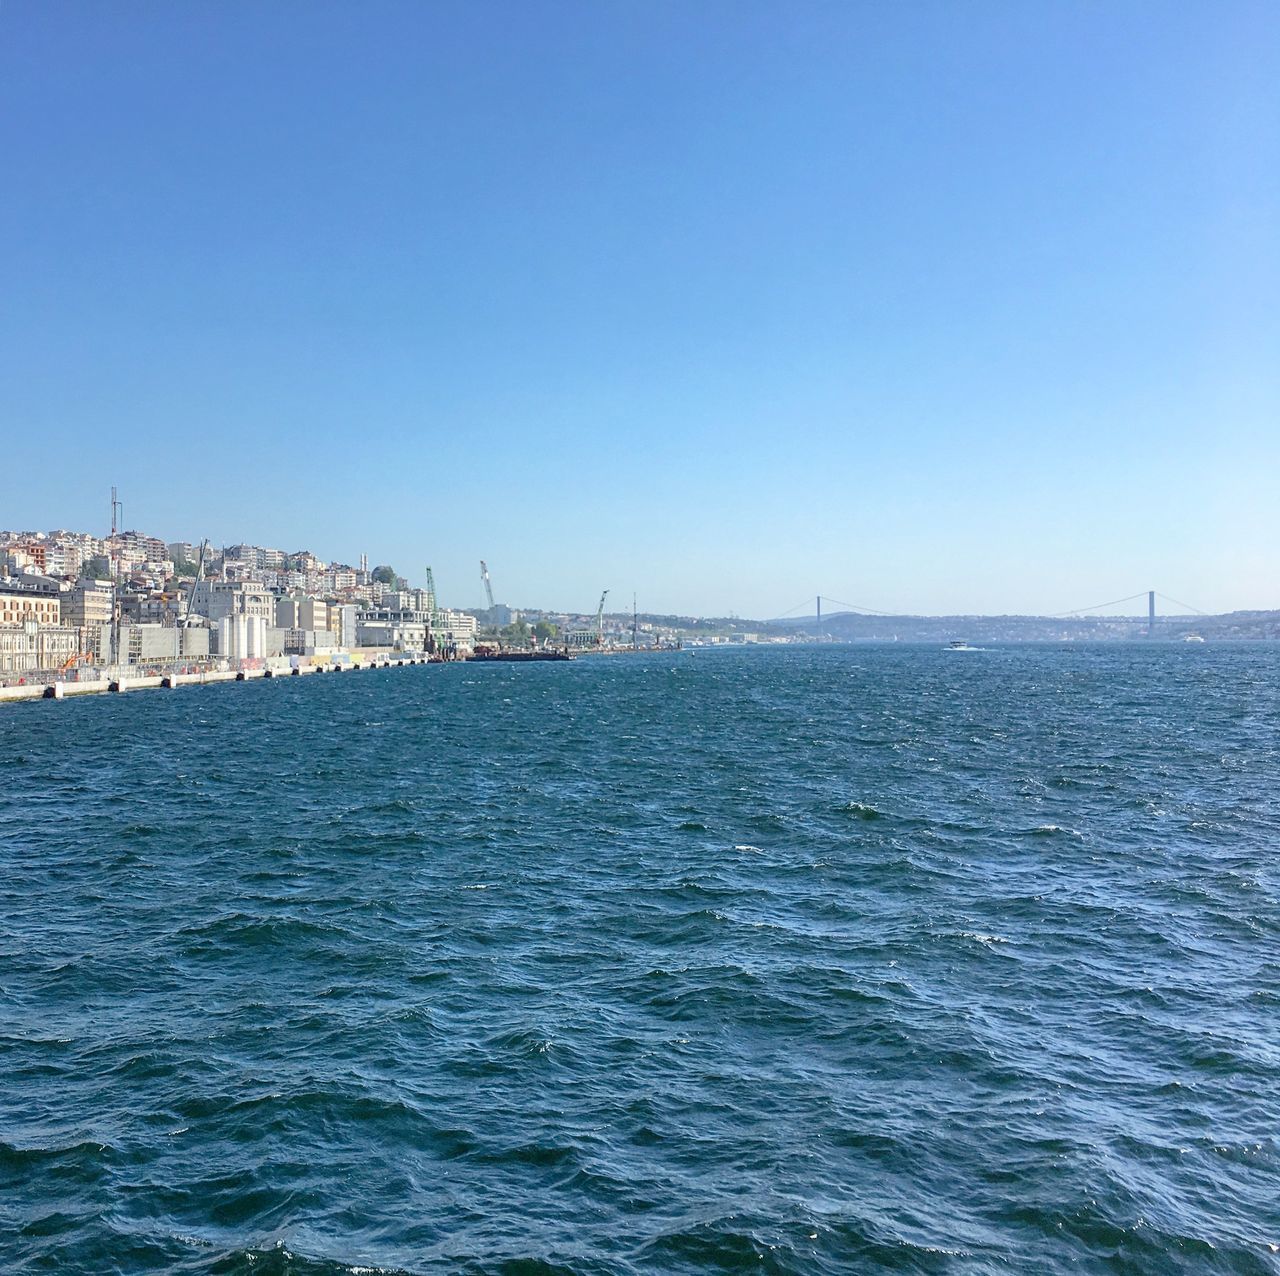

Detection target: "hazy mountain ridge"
[765, 610, 1280, 642]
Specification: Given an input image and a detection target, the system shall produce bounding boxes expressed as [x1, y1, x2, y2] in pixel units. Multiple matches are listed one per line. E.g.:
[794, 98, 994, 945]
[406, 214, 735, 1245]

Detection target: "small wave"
[836, 801, 883, 820]
[198, 1241, 417, 1275]
[485, 1027, 557, 1057]
[176, 912, 345, 955]
[0, 1137, 115, 1171]
[365, 798, 416, 814]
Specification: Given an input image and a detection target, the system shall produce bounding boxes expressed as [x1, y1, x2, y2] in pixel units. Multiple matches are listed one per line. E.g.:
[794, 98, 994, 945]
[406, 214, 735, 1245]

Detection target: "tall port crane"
[480, 560, 495, 609]
[182, 539, 209, 629]
[596, 589, 609, 645]
[423, 566, 437, 608]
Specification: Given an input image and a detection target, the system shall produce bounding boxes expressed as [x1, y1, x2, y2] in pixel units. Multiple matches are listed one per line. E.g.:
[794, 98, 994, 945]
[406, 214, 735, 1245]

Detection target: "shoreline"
[0, 654, 439, 707]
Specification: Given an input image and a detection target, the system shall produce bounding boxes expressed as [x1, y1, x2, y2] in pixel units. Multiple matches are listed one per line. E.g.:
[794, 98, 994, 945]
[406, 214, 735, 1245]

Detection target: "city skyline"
[2, 2, 1277, 617]
[1, 514, 1270, 627]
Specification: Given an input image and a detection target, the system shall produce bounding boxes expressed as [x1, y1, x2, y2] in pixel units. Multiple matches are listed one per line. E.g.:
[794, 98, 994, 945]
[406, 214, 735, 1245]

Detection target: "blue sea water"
[2, 644, 1278, 1275]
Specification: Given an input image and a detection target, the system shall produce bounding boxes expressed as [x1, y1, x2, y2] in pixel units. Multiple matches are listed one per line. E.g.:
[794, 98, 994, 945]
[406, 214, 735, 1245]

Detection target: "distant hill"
[763, 610, 1280, 642]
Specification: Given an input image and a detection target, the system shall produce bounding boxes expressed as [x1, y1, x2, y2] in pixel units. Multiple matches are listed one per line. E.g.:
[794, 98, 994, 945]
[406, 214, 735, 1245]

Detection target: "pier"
[0, 654, 443, 707]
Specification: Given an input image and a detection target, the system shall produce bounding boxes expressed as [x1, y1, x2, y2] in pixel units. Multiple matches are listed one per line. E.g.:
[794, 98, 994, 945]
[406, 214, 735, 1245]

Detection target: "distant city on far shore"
[2, 512, 1277, 686]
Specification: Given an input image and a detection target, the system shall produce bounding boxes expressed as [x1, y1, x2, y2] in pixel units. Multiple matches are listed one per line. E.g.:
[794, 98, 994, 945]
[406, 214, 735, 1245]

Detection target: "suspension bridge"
[773, 590, 1208, 635]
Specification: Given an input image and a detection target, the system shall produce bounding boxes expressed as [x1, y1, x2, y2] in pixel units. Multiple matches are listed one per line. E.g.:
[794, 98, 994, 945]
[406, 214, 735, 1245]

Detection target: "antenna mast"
[109, 486, 123, 665]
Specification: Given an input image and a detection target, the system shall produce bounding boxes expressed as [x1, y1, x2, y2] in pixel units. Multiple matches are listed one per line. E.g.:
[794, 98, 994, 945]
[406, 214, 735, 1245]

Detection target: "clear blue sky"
[2, 1, 1276, 617]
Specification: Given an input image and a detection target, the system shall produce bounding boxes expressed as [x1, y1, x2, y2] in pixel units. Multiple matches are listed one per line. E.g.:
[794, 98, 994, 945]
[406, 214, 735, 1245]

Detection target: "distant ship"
[1183, 634, 1205, 643]
[945, 640, 976, 651]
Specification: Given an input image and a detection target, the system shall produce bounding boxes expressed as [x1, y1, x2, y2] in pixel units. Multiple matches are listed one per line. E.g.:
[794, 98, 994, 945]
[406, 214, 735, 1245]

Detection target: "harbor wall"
[0, 650, 444, 706]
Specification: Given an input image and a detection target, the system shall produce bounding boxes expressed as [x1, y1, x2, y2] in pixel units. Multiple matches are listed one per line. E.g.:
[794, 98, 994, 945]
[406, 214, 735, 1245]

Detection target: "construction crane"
[596, 589, 609, 645]
[182, 539, 208, 629]
[480, 560, 495, 609]
[424, 566, 437, 610]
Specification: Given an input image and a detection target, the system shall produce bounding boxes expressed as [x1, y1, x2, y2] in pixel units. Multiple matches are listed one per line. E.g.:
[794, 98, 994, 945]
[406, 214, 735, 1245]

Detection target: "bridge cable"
[819, 595, 896, 617]
[1156, 592, 1206, 616]
[1053, 591, 1149, 617]
[774, 597, 820, 620]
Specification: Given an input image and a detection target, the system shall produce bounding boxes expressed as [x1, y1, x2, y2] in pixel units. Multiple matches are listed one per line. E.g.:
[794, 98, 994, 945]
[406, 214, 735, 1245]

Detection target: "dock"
[0, 655, 439, 706]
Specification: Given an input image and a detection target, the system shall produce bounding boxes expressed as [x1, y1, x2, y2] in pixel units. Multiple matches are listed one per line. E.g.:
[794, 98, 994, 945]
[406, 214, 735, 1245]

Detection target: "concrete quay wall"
[0, 654, 438, 706]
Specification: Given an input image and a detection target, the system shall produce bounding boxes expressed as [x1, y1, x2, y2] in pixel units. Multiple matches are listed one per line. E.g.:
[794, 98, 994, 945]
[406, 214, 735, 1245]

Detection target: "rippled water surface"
[2, 644, 1279, 1274]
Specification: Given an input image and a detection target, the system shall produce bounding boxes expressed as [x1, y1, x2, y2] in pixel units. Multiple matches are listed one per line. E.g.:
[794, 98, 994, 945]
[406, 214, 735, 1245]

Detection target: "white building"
[335, 604, 357, 649]
[0, 623, 81, 674]
[355, 615, 428, 652]
[192, 581, 274, 624]
[433, 608, 477, 652]
[217, 615, 268, 660]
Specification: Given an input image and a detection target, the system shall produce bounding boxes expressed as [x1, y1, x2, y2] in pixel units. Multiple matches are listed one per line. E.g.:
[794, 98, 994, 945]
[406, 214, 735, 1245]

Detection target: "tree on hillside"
[533, 621, 558, 644]
[84, 555, 112, 580]
[371, 565, 397, 585]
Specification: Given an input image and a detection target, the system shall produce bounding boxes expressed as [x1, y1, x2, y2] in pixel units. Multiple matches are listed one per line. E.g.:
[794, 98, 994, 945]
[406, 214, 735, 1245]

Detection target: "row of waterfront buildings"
[0, 528, 477, 677]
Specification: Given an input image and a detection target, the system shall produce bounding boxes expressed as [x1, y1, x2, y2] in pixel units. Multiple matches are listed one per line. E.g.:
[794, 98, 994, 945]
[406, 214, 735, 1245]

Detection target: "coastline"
[0, 654, 439, 706]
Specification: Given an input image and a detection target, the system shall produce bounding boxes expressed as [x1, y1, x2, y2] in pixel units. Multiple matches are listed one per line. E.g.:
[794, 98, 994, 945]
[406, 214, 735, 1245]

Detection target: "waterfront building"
[355, 614, 428, 652]
[80, 621, 210, 665]
[432, 608, 477, 652]
[0, 576, 62, 627]
[299, 598, 329, 632]
[217, 615, 270, 660]
[180, 627, 211, 659]
[63, 581, 115, 631]
[335, 604, 358, 649]
[122, 624, 182, 664]
[356, 593, 432, 651]
[119, 589, 184, 626]
[283, 627, 337, 655]
[0, 627, 36, 673]
[0, 579, 80, 672]
[275, 596, 302, 629]
[384, 586, 435, 614]
[192, 581, 274, 624]
[0, 624, 81, 675]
